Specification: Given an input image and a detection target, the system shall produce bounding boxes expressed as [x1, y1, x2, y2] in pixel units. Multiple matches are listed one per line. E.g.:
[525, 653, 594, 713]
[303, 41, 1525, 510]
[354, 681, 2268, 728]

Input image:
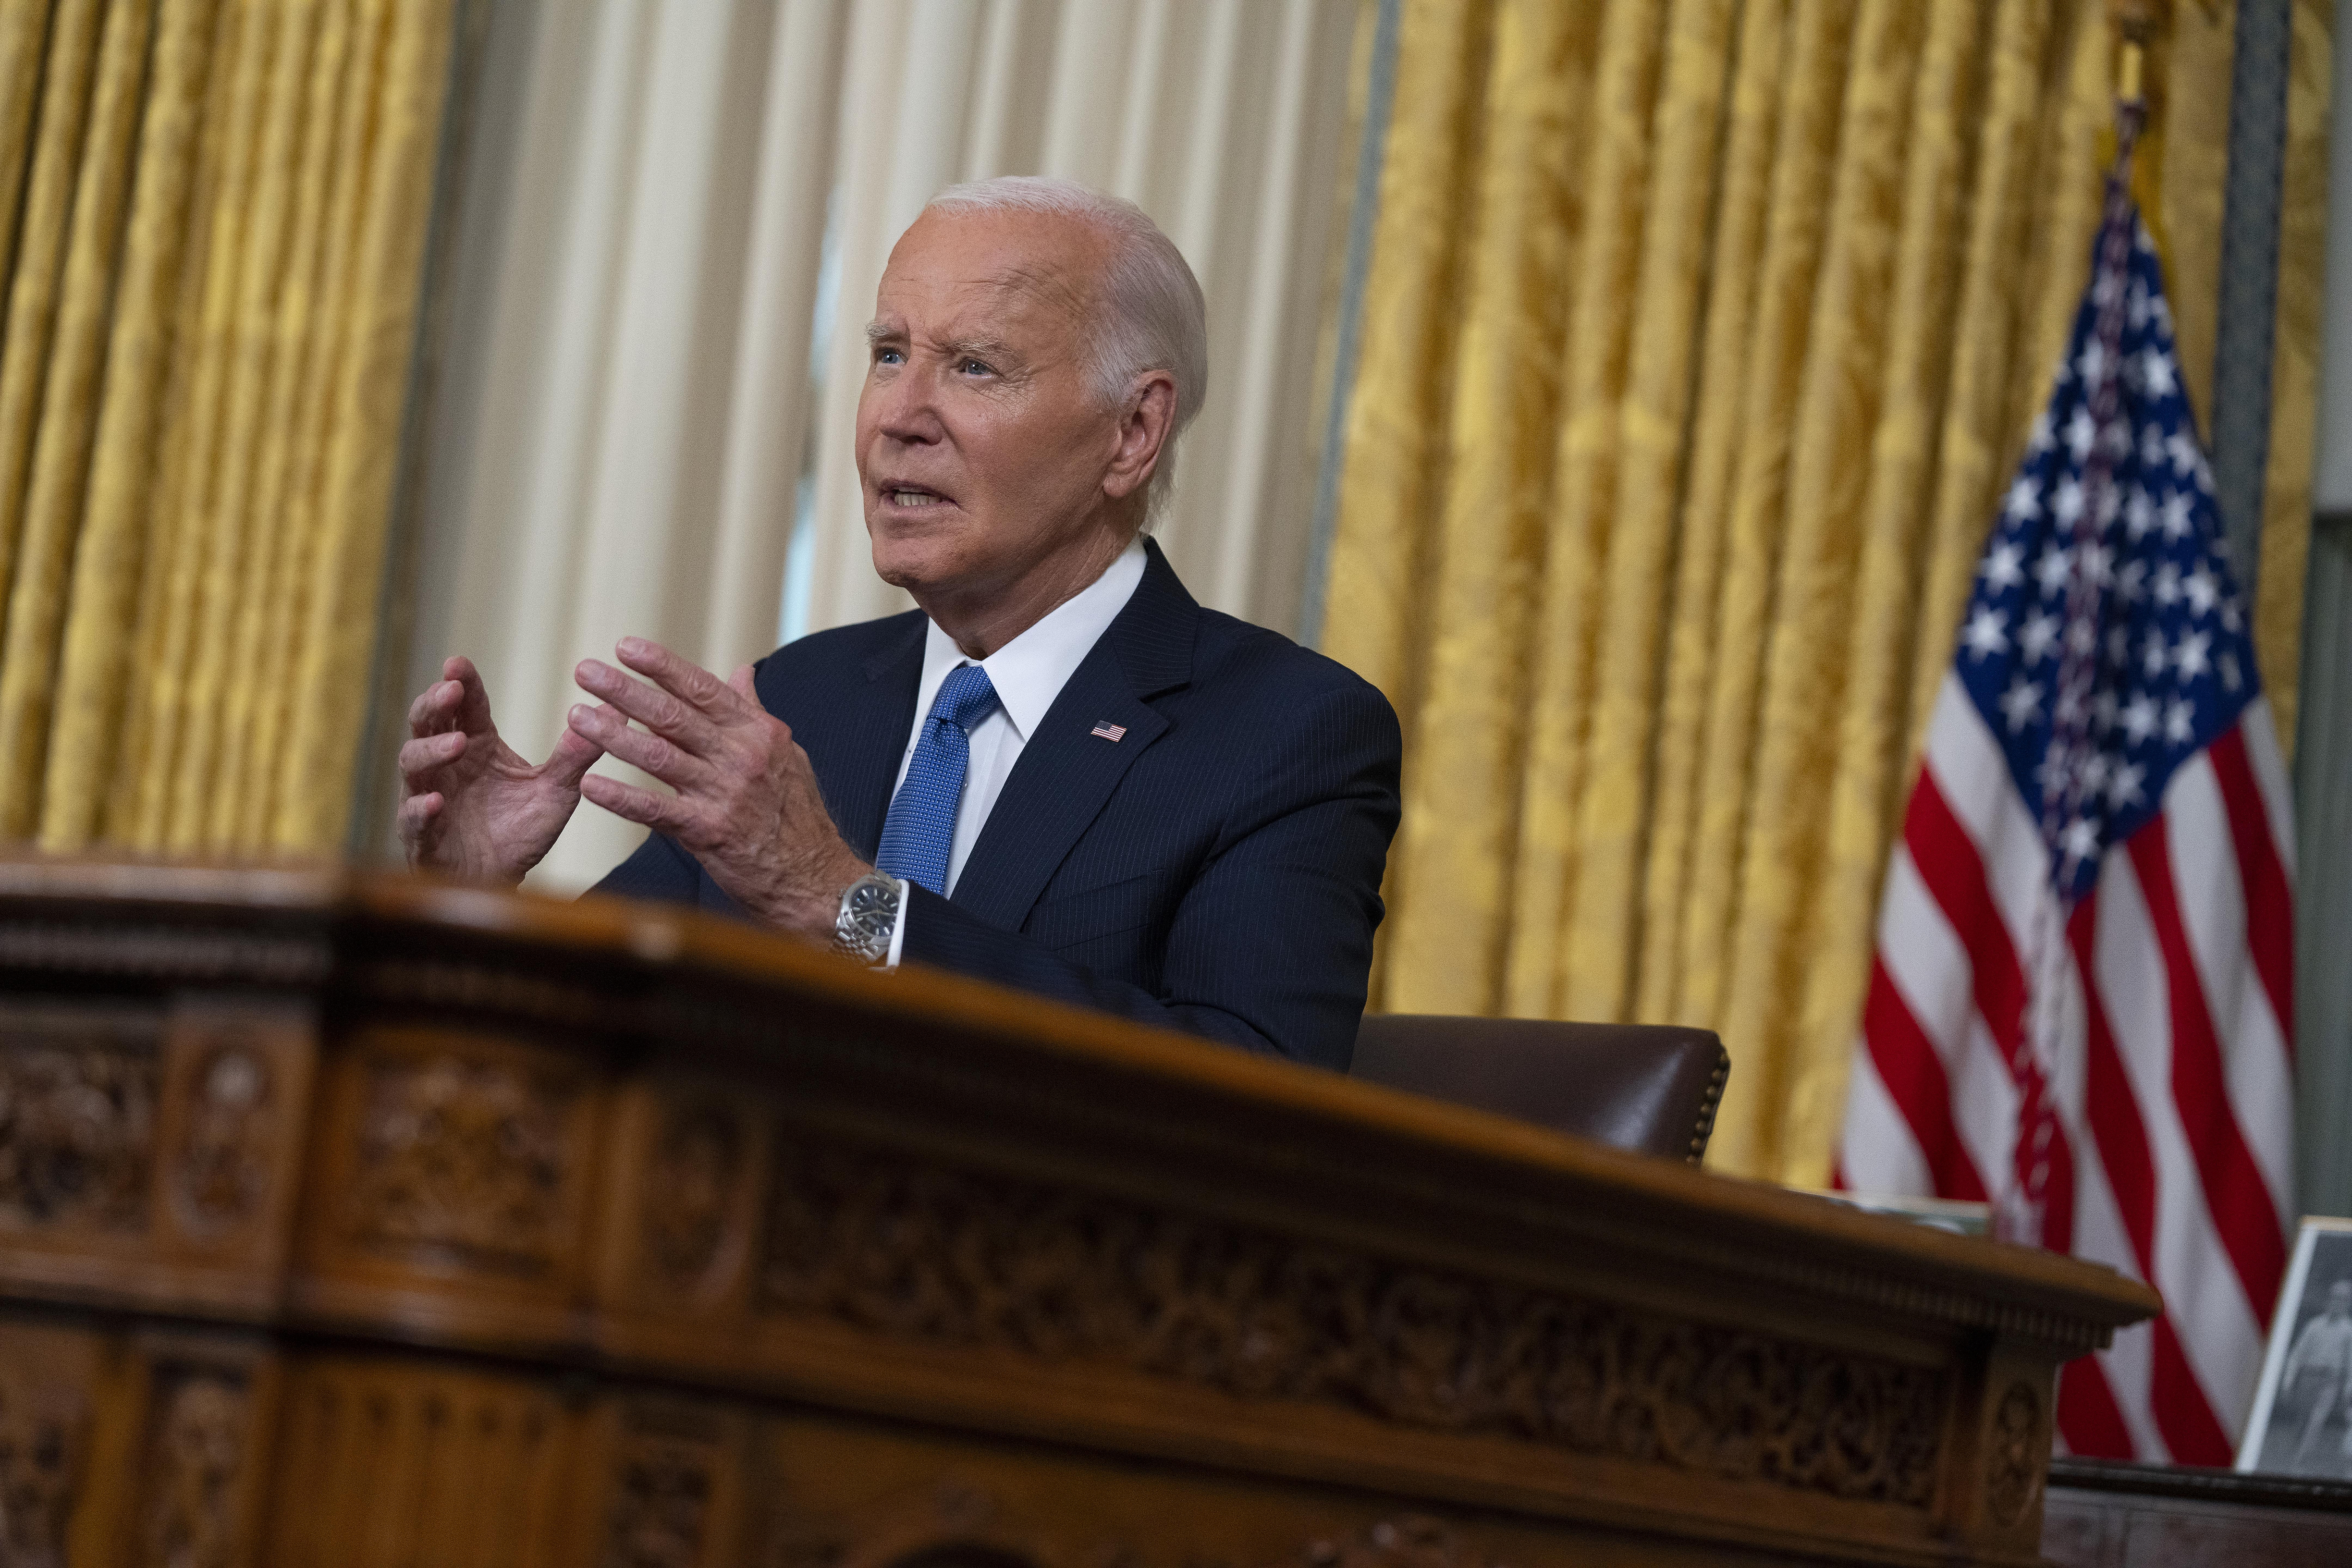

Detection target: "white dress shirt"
[882, 538, 1149, 964]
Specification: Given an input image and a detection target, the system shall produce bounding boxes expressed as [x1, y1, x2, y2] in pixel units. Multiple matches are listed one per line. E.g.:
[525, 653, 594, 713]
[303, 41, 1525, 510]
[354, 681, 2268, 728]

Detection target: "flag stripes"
[1837, 175, 2294, 1463]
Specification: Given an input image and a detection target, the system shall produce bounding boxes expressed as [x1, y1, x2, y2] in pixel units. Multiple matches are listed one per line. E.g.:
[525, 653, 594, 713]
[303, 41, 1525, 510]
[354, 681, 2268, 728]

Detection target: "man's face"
[856, 208, 1136, 601]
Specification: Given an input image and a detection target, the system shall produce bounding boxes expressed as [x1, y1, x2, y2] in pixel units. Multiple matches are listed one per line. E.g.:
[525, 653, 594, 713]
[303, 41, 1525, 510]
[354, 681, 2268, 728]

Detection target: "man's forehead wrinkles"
[981, 262, 1092, 320]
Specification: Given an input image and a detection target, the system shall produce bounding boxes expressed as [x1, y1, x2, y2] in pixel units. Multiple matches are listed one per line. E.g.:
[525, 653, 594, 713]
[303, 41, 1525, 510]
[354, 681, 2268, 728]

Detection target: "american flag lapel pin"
[1090, 721, 1127, 742]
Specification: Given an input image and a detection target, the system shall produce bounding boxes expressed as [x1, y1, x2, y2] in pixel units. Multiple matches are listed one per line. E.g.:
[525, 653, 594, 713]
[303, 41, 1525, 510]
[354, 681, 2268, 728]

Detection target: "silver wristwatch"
[832, 870, 904, 965]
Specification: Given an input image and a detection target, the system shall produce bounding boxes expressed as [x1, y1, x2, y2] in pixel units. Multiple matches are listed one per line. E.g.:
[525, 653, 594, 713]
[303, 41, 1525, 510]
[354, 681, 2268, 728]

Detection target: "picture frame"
[2236, 1215, 2352, 1475]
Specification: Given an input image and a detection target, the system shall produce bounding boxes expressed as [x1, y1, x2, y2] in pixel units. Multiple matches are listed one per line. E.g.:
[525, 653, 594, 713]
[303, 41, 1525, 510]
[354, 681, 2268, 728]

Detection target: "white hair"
[923, 175, 1207, 521]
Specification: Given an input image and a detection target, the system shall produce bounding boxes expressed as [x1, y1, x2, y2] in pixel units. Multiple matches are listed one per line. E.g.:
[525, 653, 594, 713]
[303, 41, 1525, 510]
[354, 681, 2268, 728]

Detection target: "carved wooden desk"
[0, 858, 2156, 1568]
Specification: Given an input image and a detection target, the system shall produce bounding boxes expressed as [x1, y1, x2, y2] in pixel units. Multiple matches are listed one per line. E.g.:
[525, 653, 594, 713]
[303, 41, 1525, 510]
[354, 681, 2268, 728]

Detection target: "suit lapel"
[826, 619, 925, 860]
[951, 540, 1198, 931]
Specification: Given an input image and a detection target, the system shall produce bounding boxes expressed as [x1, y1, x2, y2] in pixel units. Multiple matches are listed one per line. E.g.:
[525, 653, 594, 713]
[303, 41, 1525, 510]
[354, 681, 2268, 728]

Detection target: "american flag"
[1835, 133, 2297, 1463]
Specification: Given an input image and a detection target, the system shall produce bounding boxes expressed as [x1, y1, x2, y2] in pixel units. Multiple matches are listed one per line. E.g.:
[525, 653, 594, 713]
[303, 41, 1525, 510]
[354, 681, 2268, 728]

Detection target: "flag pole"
[2001, 0, 2171, 1248]
[2106, 0, 2159, 108]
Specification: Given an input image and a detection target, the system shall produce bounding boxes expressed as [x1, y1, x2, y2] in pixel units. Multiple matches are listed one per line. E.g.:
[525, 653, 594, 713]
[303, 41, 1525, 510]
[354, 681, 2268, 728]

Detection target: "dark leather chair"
[1350, 1014, 1731, 1164]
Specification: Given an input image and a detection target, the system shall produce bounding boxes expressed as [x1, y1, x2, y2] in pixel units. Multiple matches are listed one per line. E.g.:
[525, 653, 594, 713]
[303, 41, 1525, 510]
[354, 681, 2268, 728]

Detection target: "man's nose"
[870, 366, 943, 444]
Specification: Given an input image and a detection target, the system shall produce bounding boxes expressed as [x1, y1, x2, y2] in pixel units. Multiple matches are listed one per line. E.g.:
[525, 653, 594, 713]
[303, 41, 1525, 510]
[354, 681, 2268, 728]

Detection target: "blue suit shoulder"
[1186, 606, 1399, 738]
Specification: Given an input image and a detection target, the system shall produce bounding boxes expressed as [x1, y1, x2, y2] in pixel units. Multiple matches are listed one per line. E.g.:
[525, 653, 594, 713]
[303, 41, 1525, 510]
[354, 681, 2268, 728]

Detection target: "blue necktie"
[875, 663, 1001, 894]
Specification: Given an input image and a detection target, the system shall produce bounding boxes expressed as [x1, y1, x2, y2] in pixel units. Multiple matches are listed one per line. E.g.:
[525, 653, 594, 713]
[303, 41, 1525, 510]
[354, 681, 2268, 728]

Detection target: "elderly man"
[397, 177, 1400, 1068]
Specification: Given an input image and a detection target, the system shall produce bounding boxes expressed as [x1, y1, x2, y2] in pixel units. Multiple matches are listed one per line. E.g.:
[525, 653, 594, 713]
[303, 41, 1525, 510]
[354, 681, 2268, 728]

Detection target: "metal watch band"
[831, 870, 902, 965]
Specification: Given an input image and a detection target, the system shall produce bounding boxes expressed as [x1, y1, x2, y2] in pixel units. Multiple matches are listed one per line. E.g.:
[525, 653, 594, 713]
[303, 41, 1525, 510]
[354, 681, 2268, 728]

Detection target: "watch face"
[836, 875, 900, 959]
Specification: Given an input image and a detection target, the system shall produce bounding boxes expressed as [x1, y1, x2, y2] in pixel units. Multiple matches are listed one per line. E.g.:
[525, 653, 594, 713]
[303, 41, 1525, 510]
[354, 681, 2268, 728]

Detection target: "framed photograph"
[2237, 1216, 2352, 1474]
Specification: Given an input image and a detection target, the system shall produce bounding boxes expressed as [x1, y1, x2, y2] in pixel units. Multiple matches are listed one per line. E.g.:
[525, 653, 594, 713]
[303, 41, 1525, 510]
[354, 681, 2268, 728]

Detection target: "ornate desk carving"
[0, 858, 2156, 1568]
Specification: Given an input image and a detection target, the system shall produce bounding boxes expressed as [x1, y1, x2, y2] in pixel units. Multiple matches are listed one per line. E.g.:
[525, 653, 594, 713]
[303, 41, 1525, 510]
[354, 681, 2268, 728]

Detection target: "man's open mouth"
[882, 485, 950, 508]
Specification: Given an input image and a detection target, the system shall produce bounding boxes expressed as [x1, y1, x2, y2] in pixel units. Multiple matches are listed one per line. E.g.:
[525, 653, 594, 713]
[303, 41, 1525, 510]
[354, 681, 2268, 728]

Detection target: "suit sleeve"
[898, 679, 1400, 1071]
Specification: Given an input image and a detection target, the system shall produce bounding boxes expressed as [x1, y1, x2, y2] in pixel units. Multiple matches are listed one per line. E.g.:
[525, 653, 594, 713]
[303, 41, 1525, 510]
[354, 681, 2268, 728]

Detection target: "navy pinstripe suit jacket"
[593, 539, 1401, 1070]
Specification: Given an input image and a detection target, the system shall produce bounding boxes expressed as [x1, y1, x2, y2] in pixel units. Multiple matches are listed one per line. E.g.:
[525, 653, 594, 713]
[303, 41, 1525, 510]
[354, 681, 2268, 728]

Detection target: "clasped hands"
[397, 639, 870, 940]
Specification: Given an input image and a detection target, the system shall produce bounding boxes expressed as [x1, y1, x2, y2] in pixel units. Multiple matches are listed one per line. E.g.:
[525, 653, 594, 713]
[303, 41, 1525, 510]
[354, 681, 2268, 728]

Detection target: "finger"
[544, 720, 604, 790]
[728, 663, 756, 701]
[443, 655, 497, 735]
[567, 702, 707, 789]
[575, 657, 721, 755]
[397, 791, 441, 846]
[407, 677, 463, 735]
[614, 637, 736, 717]
[399, 730, 466, 779]
[580, 771, 692, 835]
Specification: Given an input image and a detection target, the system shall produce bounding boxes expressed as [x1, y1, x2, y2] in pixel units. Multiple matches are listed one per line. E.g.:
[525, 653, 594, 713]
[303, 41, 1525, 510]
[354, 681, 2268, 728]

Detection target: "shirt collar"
[916, 537, 1149, 740]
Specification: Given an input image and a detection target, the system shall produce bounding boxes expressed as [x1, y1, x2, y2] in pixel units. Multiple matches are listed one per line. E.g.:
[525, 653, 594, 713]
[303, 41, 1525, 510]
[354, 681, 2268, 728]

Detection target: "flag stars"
[2004, 478, 2042, 523]
[2035, 548, 2074, 598]
[1962, 607, 2010, 659]
[2061, 815, 2103, 868]
[2066, 408, 2098, 461]
[2000, 677, 2045, 732]
[1948, 222, 2261, 878]
[2160, 491, 2194, 539]
[1981, 541, 2026, 590]
[2020, 612, 2060, 664]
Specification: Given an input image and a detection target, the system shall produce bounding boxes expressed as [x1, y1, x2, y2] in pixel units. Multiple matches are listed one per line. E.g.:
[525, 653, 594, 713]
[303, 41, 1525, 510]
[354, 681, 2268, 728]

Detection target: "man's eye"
[874, 347, 904, 367]
[959, 357, 992, 376]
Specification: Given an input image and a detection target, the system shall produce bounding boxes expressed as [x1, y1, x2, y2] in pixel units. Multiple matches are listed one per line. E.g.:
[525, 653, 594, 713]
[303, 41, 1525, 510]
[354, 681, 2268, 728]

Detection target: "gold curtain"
[1322, 0, 2330, 1184]
[0, 0, 455, 856]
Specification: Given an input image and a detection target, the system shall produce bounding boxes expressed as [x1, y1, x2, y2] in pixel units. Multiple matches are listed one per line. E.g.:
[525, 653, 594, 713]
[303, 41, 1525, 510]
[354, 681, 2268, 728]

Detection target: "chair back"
[1351, 1014, 1729, 1163]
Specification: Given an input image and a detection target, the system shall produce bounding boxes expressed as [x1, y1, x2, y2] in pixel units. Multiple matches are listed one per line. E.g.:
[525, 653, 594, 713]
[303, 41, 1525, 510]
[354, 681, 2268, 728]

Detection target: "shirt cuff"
[882, 876, 909, 969]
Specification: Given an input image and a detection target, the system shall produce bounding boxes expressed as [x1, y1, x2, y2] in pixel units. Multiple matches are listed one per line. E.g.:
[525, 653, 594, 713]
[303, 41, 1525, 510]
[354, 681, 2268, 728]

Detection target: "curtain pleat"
[1536, 0, 1733, 1023]
[1502, 2, 1660, 1020]
[43, 0, 218, 846]
[0, 0, 460, 855]
[0, 0, 104, 698]
[0, 0, 151, 834]
[1322, 0, 2329, 1183]
[1634, 0, 1786, 1027]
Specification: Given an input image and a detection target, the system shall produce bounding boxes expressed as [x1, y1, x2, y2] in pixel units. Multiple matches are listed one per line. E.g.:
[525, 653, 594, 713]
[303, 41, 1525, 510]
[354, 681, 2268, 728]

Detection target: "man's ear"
[1102, 371, 1179, 501]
